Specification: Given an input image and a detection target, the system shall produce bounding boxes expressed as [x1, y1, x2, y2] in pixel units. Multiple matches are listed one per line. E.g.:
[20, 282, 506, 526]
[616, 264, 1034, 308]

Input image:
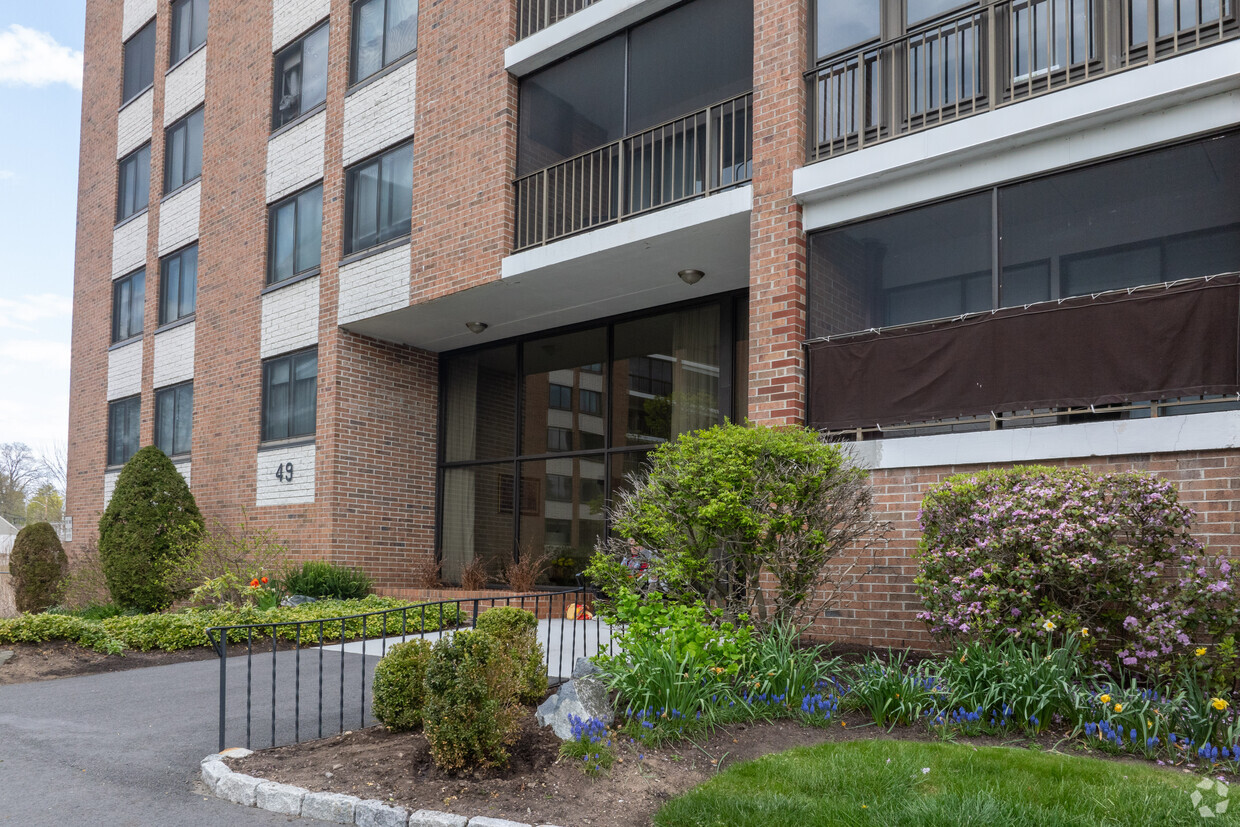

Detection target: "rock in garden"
[571, 657, 601, 679]
[0, 650, 14, 667]
[281, 594, 317, 607]
[535, 676, 613, 740]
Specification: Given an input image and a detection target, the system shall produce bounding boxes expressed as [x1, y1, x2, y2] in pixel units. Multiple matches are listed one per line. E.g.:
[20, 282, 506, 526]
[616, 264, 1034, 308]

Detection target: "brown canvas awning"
[807, 276, 1240, 431]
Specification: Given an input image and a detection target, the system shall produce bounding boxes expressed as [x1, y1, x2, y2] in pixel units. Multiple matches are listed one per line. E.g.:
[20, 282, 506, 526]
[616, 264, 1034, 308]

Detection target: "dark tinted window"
[269, 184, 323, 283]
[171, 0, 208, 64]
[262, 349, 317, 441]
[117, 143, 151, 221]
[159, 245, 197, 325]
[350, 0, 418, 84]
[112, 269, 145, 343]
[441, 346, 518, 462]
[274, 22, 329, 129]
[345, 142, 412, 253]
[155, 382, 194, 456]
[164, 107, 204, 193]
[122, 21, 156, 104]
[108, 396, 142, 467]
[816, 0, 881, 59]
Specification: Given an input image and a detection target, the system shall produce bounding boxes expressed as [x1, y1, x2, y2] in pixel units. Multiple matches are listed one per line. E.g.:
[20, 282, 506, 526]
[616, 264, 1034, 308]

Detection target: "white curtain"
[440, 359, 478, 583]
[670, 305, 720, 437]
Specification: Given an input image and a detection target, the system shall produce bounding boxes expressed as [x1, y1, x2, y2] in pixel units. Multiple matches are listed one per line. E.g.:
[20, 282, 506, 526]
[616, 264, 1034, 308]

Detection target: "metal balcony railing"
[517, 0, 598, 40]
[514, 92, 753, 252]
[808, 0, 1238, 162]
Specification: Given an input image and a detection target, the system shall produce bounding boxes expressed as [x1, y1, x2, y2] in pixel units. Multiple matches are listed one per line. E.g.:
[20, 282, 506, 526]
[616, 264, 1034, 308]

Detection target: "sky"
[0, 2, 86, 456]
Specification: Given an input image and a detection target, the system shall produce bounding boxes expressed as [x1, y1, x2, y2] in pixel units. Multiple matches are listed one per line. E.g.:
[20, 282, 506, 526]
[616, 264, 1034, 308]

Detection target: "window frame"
[170, 0, 208, 66]
[117, 143, 152, 223]
[261, 347, 319, 443]
[272, 21, 330, 131]
[158, 244, 198, 326]
[107, 395, 142, 468]
[164, 106, 204, 195]
[267, 182, 324, 284]
[122, 19, 156, 106]
[349, 0, 419, 86]
[343, 140, 414, 255]
[112, 268, 146, 344]
[154, 381, 194, 458]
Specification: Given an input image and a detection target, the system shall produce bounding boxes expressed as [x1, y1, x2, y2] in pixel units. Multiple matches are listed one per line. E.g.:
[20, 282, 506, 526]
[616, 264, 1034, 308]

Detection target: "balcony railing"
[808, 0, 1238, 162]
[517, 0, 598, 40]
[514, 92, 753, 252]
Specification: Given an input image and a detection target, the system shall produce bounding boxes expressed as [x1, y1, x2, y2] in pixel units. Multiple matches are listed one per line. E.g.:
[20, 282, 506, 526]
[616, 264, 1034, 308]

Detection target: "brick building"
[68, 0, 1240, 647]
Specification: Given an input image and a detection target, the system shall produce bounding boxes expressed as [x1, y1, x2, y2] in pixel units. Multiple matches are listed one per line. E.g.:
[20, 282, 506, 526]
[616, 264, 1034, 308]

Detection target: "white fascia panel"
[505, 0, 680, 76]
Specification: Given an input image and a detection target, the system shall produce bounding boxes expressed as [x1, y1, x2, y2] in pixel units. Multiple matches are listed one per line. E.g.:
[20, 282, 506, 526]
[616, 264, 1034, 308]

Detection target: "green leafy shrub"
[915, 466, 1240, 677]
[475, 606, 547, 703]
[165, 513, 289, 607]
[372, 639, 433, 731]
[843, 651, 947, 729]
[99, 446, 202, 612]
[738, 622, 840, 711]
[422, 630, 522, 771]
[282, 560, 372, 600]
[587, 422, 885, 628]
[10, 521, 68, 613]
[0, 612, 123, 654]
[46, 602, 133, 621]
[603, 590, 754, 678]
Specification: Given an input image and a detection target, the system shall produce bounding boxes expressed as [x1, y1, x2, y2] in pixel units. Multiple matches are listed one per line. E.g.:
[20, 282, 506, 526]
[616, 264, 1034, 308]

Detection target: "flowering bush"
[559, 715, 616, 776]
[914, 466, 1240, 677]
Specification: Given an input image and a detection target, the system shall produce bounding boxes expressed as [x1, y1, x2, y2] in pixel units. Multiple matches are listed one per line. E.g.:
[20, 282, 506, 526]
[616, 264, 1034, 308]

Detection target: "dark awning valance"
[807, 275, 1240, 431]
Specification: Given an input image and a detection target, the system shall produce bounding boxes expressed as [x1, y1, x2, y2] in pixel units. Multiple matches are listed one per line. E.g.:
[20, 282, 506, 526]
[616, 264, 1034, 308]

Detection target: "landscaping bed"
[0, 638, 294, 685]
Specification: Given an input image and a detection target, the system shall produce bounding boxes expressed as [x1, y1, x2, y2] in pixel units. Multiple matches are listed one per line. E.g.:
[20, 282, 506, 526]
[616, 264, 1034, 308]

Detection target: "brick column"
[747, 0, 809, 426]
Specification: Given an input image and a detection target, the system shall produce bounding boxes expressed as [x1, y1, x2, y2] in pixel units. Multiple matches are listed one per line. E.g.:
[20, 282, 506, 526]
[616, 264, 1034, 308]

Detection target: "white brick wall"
[113, 213, 149, 277]
[153, 320, 196, 386]
[103, 470, 121, 506]
[273, 0, 331, 51]
[174, 460, 192, 488]
[108, 340, 143, 400]
[256, 442, 315, 506]
[266, 111, 327, 202]
[158, 181, 201, 254]
[337, 243, 411, 324]
[122, 0, 157, 39]
[261, 275, 320, 358]
[164, 47, 207, 125]
[117, 88, 153, 159]
[342, 60, 416, 166]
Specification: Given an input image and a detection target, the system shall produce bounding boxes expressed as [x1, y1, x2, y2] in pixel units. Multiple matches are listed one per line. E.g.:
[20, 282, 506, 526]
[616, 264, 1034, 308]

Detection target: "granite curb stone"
[467, 818, 532, 827]
[255, 781, 307, 815]
[356, 799, 410, 827]
[409, 811, 469, 827]
[303, 791, 361, 823]
[215, 771, 261, 806]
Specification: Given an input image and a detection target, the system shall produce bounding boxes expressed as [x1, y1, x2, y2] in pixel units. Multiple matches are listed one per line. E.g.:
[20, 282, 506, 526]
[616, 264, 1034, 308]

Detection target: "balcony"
[517, 0, 598, 40]
[807, 0, 1238, 162]
[514, 92, 753, 252]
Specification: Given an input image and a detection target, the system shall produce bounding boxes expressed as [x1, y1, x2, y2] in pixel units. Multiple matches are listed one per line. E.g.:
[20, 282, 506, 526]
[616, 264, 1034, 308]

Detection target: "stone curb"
[202, 752, 565, 827]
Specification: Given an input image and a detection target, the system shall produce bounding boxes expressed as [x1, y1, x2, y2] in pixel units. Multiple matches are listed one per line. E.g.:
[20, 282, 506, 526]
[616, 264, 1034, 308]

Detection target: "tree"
[26, 483, 64, 524]
[0, 442, 43, 527]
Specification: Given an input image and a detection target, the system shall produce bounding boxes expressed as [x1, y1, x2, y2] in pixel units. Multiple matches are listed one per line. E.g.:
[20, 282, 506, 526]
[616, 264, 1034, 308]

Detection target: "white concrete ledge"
[795, 40, 1240, 230]
[505, 0, 679, 76]
[850, 410, 1240, 471]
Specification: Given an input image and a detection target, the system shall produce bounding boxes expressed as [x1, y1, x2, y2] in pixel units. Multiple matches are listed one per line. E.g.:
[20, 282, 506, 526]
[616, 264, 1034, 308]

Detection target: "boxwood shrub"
[423, 630, 523, 771]
[475, 606, 547, 703]
[10, 521, 69, 613]
[372, 639, 433, 731]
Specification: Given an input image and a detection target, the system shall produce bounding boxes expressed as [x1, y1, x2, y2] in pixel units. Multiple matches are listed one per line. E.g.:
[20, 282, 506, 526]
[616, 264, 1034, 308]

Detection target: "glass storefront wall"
[438, 298, 742, 584]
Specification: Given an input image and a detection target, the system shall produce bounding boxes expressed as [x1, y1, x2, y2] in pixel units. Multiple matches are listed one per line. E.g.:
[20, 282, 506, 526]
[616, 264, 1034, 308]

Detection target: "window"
[345, 142, 412, 254]
[159, 245, 197, 325]
[108, 396, 141, 467]
[122, 20, 156, 104]
[548, 384, 572, 410]
[262, 348, 317, 442]
[579, 389, 601, 416]
[273, 22, 329, 130]
[547, 427, 572, 453]
[112, 269, 145, 343]
[117, 143, 151, 222]
[155, 382, 194, 457]
[268, 184, 323, 283]
[170, 0, 208, 65]
[164, 108, 204, 193]
[546, 473, 573, 501]
[351, 0, 418, 84]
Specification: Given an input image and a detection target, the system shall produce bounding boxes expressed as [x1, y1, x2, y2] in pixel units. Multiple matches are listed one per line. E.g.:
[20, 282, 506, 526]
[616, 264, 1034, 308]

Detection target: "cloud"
[0, 170, 14, 181]
[0, 293, 73, 331]
[0, 339, 70, 370]
[0, 25, 83, 90]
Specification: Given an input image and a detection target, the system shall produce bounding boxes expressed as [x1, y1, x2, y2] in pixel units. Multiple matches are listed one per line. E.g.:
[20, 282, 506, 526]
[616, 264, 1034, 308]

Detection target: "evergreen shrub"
[475, 606, 547, 703]
[371, 639, 433, 731]
[423, 630, 522, 771]
[10, 521, 68, 613]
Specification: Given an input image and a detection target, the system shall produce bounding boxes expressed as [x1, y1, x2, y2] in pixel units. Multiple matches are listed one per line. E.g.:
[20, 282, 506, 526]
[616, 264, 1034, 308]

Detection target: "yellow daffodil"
[1211, 698, 1229, 712]
[1043, 620, 1056, 632]
[1196, 647, 1207, 657]
[1099, 694, 1111, 704]
[1114, 704, 1123, 713]
[1080, 628, 1089, 637]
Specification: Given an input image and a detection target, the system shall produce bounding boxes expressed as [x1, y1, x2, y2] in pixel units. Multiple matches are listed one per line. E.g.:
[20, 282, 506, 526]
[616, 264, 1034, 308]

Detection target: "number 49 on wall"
[275, 461, 294, 483]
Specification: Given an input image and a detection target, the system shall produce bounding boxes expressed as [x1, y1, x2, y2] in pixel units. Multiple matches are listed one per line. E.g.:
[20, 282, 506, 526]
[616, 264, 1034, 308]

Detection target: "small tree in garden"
[915, 465, 1240, 678]
[10, 521, 69, 613]
[587, 422, 886, 628]
[99, 446, 202, 612]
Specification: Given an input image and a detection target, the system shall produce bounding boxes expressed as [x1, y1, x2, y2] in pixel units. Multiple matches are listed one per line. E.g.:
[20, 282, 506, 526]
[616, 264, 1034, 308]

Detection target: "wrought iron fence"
[808, 0, 1238, 161]
[517, 0, 598, 41]
[205, 588, 611, 752]
[514, 92, 753, 251]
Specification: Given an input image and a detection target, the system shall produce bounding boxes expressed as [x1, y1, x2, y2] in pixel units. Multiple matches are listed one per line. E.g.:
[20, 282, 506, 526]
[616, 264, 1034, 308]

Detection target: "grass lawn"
[655, 739, 1235, 826]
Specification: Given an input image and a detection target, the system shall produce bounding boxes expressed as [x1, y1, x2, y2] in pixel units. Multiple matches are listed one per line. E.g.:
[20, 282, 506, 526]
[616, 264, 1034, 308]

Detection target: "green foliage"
[0, 612, 123, 654]
[603, 591, 754, 678]
[475, 606, 547, 703]
[843, 651, 947, 729]
[98, 446, 202, 612]
[422, 630, 522, 771]
[559, 716, 616, 776]
[738, 622, 840, 713]
[588, 422, 882, 627]
[165, 513, 289, 607]
[282, 560, 372, 600]
[10, 521, 68, 613]
[46, 602, 134, 621]
[371, 639, 433, 732]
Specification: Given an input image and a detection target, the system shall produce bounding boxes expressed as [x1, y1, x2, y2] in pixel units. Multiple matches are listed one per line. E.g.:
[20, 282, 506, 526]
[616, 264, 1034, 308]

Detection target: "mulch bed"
[225, 708, 1236, 826]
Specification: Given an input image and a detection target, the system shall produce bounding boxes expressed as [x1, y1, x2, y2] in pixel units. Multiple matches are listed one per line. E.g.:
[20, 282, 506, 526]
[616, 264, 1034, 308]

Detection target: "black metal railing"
[517, 0, 598, 40]
[205, 588, 611, 751]
[514, 92, 753, 251]
[808, 0, 1238, 161]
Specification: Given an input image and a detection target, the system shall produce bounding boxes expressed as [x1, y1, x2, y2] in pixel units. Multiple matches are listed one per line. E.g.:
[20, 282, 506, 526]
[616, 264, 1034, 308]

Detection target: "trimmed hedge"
[372, 639, 434, 731]
[11, 521, 68, 613]
[423, 630, 523, 771]
[475, 606, 547, 704]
